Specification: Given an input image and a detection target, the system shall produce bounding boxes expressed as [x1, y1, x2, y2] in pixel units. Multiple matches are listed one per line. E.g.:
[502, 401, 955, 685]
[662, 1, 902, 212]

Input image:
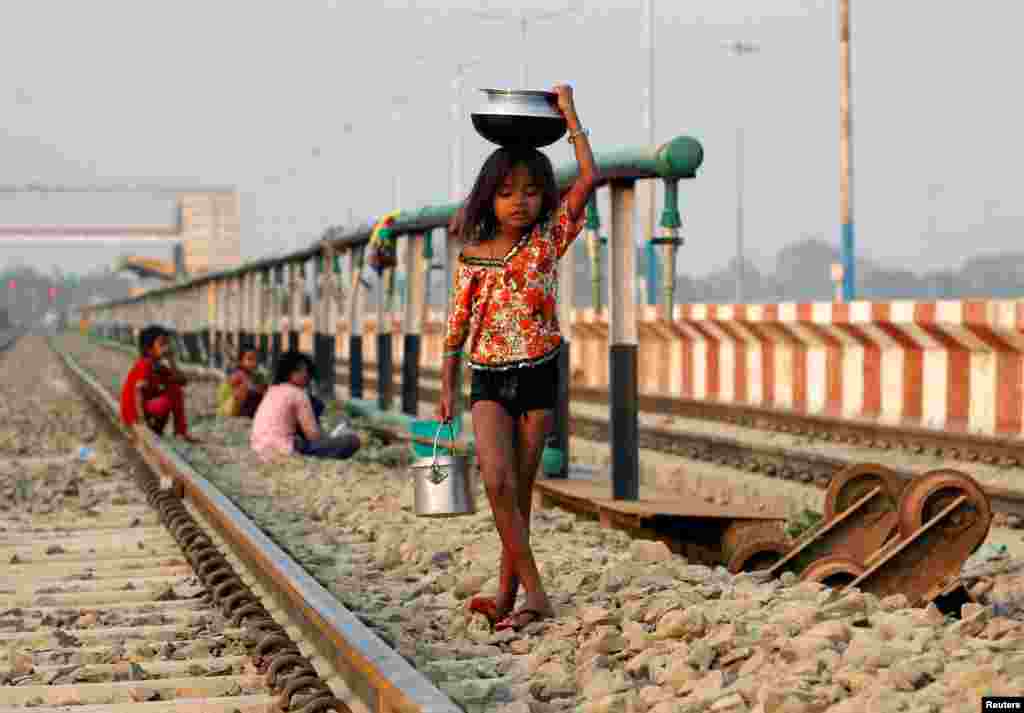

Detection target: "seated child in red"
[120, 325, 201, 443]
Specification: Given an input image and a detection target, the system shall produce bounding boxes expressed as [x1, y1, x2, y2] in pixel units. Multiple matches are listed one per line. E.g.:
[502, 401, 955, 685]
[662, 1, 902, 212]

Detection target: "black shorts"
[470, 355, 560, 418]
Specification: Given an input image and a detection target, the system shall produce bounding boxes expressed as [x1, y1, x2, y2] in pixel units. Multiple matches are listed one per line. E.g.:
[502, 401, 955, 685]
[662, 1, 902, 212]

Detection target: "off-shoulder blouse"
[443, 196, 585, 370]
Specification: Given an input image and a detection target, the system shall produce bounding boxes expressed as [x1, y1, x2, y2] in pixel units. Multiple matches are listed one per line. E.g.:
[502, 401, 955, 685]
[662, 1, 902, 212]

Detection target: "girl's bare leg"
[491, 408, 554, 614]
[473, 401, 520, 618]
[472, 401, 553, 620]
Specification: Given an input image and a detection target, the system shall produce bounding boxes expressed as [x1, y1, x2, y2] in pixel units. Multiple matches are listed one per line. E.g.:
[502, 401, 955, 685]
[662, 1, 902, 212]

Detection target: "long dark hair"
[272, 350, 317, 385]
[460, 147, 559, 242]
[138, 325, 169, 356]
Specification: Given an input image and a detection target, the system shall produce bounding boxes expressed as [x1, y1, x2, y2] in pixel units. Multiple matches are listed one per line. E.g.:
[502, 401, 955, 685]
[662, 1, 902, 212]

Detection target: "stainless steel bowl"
[471, 88, 568, 149]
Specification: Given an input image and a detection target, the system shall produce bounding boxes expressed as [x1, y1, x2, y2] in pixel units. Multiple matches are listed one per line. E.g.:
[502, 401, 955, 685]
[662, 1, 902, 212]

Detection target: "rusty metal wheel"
[800, 555, 866, 589]
[824, 463, 905, 522]
[897, 469, 992, 547]
[722, 520, 792, 574]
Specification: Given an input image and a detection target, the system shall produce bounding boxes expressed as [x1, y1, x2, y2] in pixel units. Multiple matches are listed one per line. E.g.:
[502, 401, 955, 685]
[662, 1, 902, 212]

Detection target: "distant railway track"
[338, 367, 1024, 522]
[9, 339, 463, 713]
[340, 363, 1024, 469]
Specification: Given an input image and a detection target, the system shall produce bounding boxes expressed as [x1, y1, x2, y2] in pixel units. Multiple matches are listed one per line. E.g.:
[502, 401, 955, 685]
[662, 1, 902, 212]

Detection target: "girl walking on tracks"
[440, 85, 596, 632]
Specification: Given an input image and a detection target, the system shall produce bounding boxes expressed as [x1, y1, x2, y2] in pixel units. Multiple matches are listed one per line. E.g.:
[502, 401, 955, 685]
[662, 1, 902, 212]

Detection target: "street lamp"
[470, 1, 583, 88]
[839, 0, 856, 301]
[450, 58, 484, 201]
[641, 0, 660, 306]
[390, 94, 410, 209]
[725, 39, 760, 304]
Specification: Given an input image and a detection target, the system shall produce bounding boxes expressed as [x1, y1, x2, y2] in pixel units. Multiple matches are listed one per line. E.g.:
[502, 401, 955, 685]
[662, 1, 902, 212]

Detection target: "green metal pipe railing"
[81, 135, 703, 310]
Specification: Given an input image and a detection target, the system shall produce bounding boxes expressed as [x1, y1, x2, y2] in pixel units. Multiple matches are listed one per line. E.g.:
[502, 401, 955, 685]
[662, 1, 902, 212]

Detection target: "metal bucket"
[471, 88, 568, 149]
[411, 421, 476, 518]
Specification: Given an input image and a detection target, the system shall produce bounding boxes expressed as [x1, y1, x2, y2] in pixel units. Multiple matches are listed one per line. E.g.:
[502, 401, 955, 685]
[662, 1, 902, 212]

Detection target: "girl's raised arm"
[553, 85, 597, 223]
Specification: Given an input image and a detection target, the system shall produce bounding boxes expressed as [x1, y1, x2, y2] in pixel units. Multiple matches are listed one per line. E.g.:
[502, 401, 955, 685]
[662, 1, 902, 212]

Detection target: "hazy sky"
[2, 0, 1022, 280]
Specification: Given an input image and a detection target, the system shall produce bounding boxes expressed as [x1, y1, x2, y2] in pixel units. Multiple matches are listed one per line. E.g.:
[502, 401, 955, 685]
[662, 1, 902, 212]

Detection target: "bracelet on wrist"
[443, 349, 462, 359]
[568, 127, 590, 144]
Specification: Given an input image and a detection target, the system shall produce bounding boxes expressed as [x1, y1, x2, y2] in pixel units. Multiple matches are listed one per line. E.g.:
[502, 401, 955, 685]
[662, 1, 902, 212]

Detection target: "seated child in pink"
[250, 351, 360, 462]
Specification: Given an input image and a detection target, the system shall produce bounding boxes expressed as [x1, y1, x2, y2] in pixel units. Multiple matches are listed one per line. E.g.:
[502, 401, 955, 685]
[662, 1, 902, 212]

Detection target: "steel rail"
[50, 341, 462, 713]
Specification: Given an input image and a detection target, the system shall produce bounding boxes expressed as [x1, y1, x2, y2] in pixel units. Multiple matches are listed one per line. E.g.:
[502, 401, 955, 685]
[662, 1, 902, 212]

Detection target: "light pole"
[450, 58, 484, 201]
[470, 1, 583, 88]
[641, 0, 660, 306]
[390, 95, 409, 209]
[839, 0, 855, 300]
[726, 39, 759, 304]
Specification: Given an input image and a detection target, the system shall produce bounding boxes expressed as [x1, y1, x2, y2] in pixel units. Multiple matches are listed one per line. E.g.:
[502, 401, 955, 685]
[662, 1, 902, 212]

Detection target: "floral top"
[444, 196, 584, 370]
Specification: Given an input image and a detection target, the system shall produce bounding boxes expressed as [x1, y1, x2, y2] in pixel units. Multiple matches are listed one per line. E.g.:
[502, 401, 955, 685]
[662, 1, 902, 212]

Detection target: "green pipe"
[423, 230, 433, 260]
[385, 268, 398, 313]
[656, 179, 683, 315]
[86, 135, 702, 309]
[585, 197, 603, 311]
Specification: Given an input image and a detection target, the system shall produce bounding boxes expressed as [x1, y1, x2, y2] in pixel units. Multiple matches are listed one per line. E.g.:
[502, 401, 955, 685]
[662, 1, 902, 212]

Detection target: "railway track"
[337, 362, 1024, 468]
[339, 369, 1024, 523]
[2, 337, 463, 713]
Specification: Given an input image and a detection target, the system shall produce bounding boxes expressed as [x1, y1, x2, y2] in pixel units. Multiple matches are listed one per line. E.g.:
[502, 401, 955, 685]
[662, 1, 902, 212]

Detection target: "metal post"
[736, 125, 745, 303]
[641, 0, 659, 306]
[288, 262, 300, 352]
[272, 265, 283, 370]
[239, 272, 250, 353]
[839, 0, 856, 301]
[450, 59, 482, 201]
[452, 76, 464, 201]
[214, 281, 224, 368]
[402, 232, 428, 416]
[608, 180, 639, 501]
[377, 266, 393, 410]
[258, 270, 269, 367]
[311, 253, 327, 401]
[520, 16, 529, 88]
[444, 227, 464, 434]
[322, 249, 341, 402]
[727, 40, 758, 303]
[471, 3, 581, 91]
[549, 212, 575, 479]
[349, 246, 366, 400]
[585, 198, 604, 311]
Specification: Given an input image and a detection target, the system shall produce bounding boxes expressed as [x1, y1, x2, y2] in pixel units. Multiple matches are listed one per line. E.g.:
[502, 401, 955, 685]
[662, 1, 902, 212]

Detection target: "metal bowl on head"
[471, 88, 567, 149]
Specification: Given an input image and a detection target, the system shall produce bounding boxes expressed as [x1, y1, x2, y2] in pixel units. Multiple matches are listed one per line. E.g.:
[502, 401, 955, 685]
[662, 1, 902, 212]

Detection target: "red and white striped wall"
[620, 301, 1024, 438]
[324, 300, 1024, 439]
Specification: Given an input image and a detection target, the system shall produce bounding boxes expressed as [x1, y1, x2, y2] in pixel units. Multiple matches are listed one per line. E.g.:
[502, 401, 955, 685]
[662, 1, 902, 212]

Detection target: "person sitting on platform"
[120, 325, 201, 443]
[250, 350, 360, 461]
[217, 345, 267, 418]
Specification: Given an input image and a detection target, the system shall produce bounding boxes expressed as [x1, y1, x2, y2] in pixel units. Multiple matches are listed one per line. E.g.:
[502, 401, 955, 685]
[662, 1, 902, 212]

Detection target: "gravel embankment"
[57, 334, 1024, 713]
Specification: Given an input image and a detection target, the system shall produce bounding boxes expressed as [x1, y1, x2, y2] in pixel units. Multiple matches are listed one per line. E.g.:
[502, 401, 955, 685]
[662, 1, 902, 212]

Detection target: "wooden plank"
[535, 478, 787, 521]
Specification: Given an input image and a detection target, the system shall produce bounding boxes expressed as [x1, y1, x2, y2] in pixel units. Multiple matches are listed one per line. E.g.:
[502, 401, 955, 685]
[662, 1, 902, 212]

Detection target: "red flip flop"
[467, 596, 500, 627]
[494, 608, 548, 632]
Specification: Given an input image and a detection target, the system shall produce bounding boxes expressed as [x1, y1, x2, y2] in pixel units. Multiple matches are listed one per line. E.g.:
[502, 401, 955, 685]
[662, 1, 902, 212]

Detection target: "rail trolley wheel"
[800, 554, 866, 590]
[897, 469, 992, 548]
[721, 520, 792, 574]
[824, 463, 905, 523]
